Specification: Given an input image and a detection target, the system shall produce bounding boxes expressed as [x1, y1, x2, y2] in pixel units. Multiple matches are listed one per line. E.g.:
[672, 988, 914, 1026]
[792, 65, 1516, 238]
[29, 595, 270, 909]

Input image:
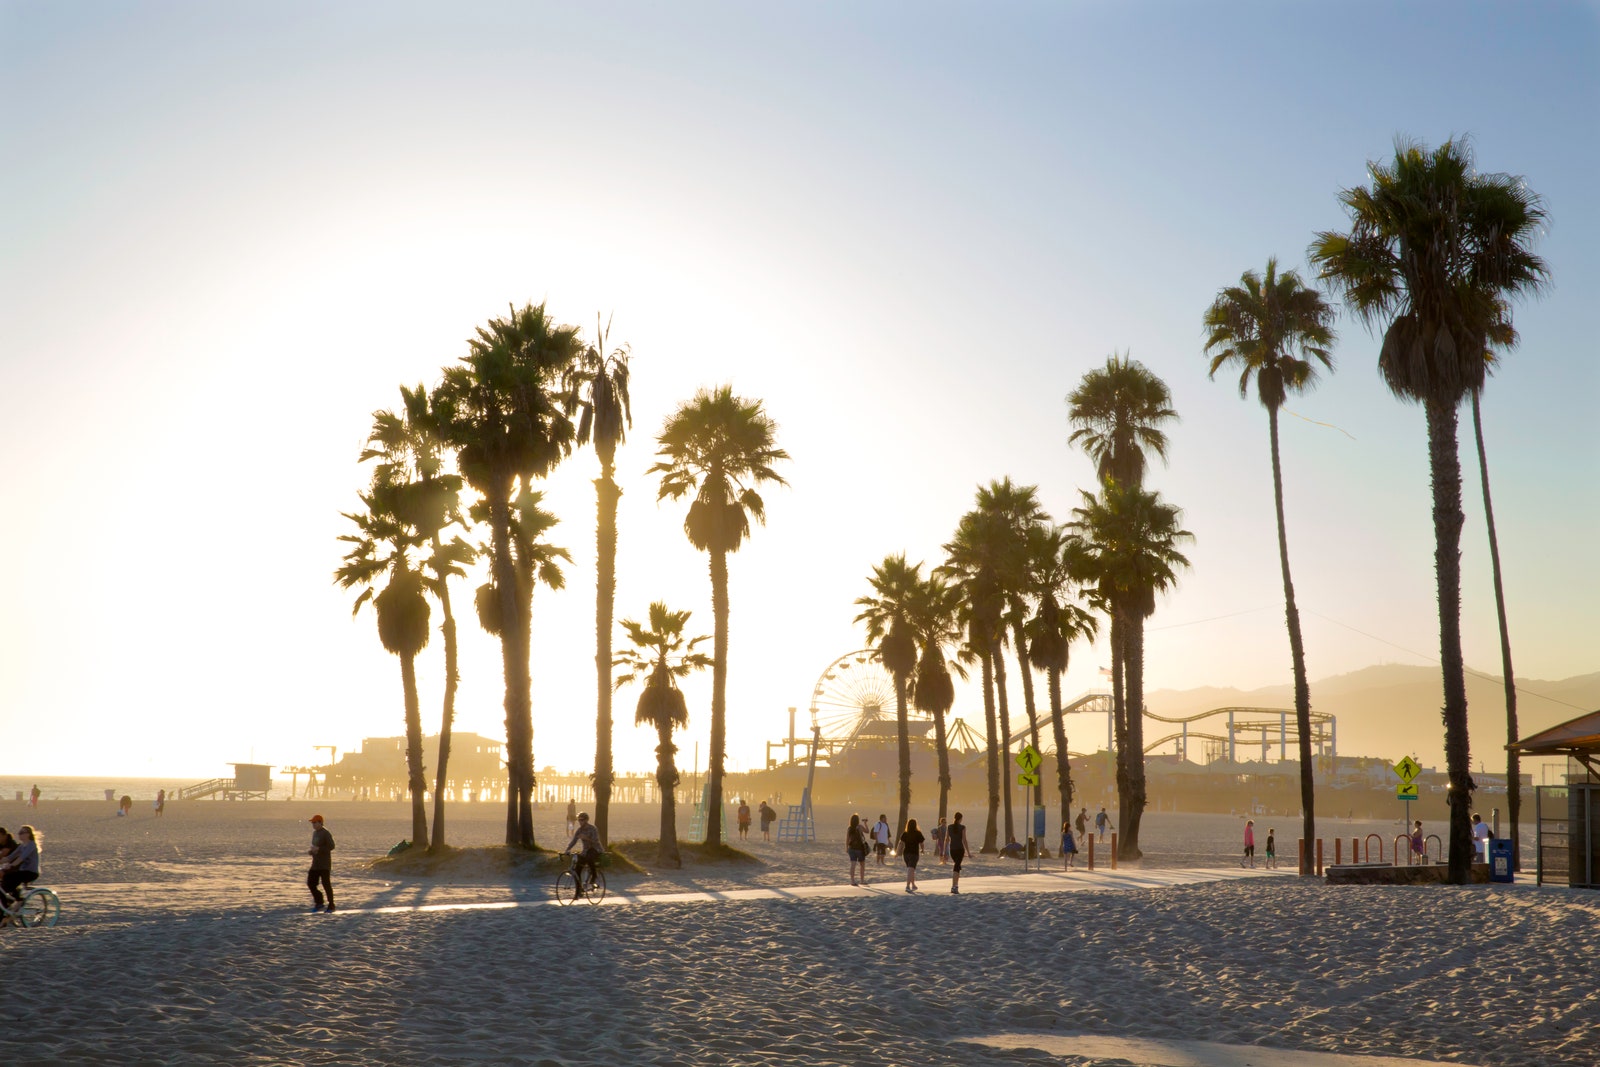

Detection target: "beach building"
[1511, 709, 1600, 889]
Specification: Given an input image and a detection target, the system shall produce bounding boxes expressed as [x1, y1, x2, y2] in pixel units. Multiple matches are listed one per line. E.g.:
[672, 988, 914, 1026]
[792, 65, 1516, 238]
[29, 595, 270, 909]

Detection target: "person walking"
[28, 784, 39, 809]
[947, 811, 970, 894]
[565, 798, 578, 839]
[1061, 819, 1079, 871]
[154, 788, 166, 817]
[931, 817, 948, 864]
[1094, 806, 1112, 841]
[872, 814, 892, 866]
[846, 813, 870, 886]
[898, 818, 926, 892]
[1265, 827, 1277, 869]
[1409, 820, 1426, 865]
[1240, 819, 1256, 868]
[305, 814, 336, 913]
[1074, 807, 1089, 843]
[759, 800, 776, 842]
[737, 799, 752, 841]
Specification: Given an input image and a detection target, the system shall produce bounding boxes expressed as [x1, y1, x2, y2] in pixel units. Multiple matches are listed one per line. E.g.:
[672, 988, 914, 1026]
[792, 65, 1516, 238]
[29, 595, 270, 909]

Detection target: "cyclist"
[563, 811, 603, 890]
[0, 825, 41, 925]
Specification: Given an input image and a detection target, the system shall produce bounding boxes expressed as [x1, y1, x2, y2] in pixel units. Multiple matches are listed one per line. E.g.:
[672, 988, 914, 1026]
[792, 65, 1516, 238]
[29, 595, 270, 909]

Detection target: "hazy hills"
[1143, 664, 1600, 773]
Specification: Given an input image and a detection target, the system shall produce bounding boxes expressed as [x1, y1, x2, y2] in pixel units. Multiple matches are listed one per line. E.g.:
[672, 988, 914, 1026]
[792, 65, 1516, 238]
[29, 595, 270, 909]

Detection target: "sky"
[3, 2, 1596, 780]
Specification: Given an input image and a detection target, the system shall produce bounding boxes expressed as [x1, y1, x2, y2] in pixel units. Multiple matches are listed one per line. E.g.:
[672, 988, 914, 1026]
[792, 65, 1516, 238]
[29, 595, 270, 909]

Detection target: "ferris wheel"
[808, 649, 932, 754]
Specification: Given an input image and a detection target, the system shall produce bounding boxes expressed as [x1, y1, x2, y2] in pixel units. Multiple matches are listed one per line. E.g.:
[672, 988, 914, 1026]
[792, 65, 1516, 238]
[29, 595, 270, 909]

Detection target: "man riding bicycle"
[563, 811, 603, 889]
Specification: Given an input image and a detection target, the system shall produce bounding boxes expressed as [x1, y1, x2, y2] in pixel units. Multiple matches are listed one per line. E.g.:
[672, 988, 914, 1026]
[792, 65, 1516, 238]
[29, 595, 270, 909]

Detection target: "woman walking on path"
[898, 818, 926, 892]
[1061, 819, 1078, 871]
[947, 812, 969, 894]
[846, 813, 870, 886]
[932, 817, 948, 864]
[1410, 820, 1426, 864]
[1241, 819, 1256, 868]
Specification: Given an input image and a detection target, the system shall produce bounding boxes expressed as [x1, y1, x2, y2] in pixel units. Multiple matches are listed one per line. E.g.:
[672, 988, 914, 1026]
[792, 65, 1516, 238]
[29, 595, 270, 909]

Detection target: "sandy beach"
[5, 798, 1594, 1065]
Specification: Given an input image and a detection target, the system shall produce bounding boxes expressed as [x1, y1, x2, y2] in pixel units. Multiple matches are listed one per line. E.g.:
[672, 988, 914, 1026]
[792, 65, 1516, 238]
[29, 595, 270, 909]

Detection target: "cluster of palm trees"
[336, 303, 789, 856]
[853, 138, 1544, 883]
[856, 357, 1191, 862]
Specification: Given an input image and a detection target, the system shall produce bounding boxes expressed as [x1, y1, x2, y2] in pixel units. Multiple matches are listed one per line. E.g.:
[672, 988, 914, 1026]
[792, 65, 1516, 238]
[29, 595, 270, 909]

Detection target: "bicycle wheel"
[555, 871, 579, 905]
[17, 888, 58, 928]
[583, 868, 606, 905]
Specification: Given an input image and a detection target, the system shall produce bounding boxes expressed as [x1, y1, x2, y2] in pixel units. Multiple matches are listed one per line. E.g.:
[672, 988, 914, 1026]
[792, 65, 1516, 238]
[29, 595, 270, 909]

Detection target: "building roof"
[1509, 710, 1600, 755]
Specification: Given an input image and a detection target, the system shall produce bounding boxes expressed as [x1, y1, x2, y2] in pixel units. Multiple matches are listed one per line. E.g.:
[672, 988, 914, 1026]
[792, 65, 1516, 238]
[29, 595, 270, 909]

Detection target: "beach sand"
[6, 798, 1592, 1065]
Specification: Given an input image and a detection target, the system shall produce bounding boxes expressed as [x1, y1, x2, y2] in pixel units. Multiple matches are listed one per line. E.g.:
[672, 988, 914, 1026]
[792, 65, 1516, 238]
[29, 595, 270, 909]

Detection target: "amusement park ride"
[764, 648, 1338, 780]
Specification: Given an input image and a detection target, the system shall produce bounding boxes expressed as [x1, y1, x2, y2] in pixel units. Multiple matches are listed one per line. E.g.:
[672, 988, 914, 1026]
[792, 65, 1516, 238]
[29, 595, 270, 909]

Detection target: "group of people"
[735, 798, 779, 841]
[0, 824, 42, 924]
[846, 812, 963, 893]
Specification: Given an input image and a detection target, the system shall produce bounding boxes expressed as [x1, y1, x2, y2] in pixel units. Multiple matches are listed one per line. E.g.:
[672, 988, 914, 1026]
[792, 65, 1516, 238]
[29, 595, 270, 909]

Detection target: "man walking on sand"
[872, 814, 892, 866]
[947, 812, 969, 894]
[1075, 807, 1088, 843]
[306, 814, 336, 913]
[1095, 806, 1111, 841]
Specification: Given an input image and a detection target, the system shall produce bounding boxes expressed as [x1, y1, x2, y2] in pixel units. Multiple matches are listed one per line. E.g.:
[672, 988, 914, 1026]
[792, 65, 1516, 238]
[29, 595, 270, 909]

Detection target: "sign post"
[1393, 755, 1421, 845]
[1015, 744, 1042, 872]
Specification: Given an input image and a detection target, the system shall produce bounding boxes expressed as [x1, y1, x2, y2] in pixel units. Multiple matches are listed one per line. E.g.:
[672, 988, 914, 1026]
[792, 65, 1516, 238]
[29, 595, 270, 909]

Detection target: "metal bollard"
[1110, 832, 1118, 869]
[1316, 838, 1324, 876]
[1087, 834, 1095, 871]
[1335, 838, 1343, 865]
[1297, 838, 1305, 874]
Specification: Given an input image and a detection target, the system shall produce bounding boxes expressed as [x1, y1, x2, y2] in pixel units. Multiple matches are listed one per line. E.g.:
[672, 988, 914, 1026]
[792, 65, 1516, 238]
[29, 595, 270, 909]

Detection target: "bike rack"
[1426, 834, 1444, 864]
[1395, 834, 1414, 865]
[1363, 833, 1385, 864]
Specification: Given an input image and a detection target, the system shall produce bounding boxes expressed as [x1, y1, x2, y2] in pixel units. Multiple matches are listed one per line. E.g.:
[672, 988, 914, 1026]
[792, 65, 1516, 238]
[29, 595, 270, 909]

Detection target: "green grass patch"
[610, 839, 765, 868]
[366, 843, 647, 880]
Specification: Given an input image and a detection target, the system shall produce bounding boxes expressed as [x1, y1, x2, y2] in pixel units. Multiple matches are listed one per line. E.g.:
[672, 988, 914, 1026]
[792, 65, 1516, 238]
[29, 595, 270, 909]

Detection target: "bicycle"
[1, 885, 60, 929]
[555, 851, 606, 906]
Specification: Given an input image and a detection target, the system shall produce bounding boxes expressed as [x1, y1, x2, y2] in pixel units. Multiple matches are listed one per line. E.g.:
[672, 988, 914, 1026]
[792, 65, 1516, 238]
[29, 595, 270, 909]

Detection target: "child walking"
[1241, 819, 1256, 869]
[1265, 828, 1277, 869]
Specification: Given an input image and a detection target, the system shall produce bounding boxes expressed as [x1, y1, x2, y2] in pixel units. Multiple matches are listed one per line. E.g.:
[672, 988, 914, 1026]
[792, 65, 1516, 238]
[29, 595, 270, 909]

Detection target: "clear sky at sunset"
[3, 2, 1596, 779]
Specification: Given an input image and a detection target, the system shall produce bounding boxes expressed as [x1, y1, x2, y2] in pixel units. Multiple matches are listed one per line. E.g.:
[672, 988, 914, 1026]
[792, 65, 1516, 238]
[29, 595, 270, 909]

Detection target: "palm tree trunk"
[490, 491, 531, 847]
[1473, 392, 1520, 867]
[593, 465, 621, 846]
[1110, 609, 1130, 842]
[706, 547, 729, 846]
[933, 702, 952, 826]
[1425, 396, 1474, 884]
[980, 649, 999, 853]
[1267, 406, 1316, 876]
[656, 721, 681, 868]
[894, 672, 911, 837]
[992, 636, 1015, 846]
[1122, 610, 1146, 860]
[429, 567, 458, 852]
[400, 653, 428, 846]
[516, 553, 536, 848]
[1049, 667, 1072, 825]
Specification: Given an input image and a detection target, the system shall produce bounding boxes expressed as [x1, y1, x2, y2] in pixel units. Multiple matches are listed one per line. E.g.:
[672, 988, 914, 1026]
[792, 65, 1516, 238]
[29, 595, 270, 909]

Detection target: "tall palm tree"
[434, 302, 583, 846]
[649, 385, 790, 846]
[334, 490, 431, 846]
[941, 510, 1007, 851]
[363, 385, 476, 852]
[1203, 257, 1337, 875]
[1311, 138, 1547, 883]
[909, 573, 964, 825]
[854, 554, 924, 834]
[570, 315, 633, 847]
[614, 602, 711, 868]
[1025, 525, 1099, 826]
[1070, 481, 1191, 859]
[1066, 355, 1177, 853]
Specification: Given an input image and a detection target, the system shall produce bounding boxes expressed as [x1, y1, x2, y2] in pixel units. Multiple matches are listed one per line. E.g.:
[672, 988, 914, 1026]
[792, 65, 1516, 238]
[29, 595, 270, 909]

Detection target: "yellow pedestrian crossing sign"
[1396, 782, 1420, 801]
[1393, 756, 1421, 783]
[1016, 745, 1042, 773]
[1017, 772, 1040, 788]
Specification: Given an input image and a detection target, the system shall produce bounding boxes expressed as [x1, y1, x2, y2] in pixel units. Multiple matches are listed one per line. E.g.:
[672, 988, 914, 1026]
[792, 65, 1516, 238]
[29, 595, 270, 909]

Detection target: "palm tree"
[570, 315, 633, 847]
[854, 554, 924, 834]
[909, 573, 964, 824]
[334, 490, 431, 846]
[614, 602, 712, 868]
[363, 385, 476, 852]
[1203, 257, 1337, 875]
[1070, 480, 1191, 859]
[941, 510, 1007, 851]
[649, 385, 790, 846]
[434, 302, 583, 847]
[1066, 355, 1176, 855]
[1025, 525, 1099, 826]
[1310, 138, 1548, 883]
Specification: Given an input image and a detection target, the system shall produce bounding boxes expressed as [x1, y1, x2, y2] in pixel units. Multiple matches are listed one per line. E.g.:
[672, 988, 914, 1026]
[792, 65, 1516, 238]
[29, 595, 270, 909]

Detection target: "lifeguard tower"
[177, 763, 274, 801]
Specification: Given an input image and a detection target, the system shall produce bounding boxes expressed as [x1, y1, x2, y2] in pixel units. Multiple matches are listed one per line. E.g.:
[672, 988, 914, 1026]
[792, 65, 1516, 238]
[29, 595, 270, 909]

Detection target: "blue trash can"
[1488, 839, 1515, 884]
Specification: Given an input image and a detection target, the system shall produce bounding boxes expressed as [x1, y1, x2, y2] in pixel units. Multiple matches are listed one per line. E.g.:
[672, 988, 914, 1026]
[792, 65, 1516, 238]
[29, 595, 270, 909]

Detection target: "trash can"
[104, 789, 116, 802]
[1488, 839, 1515, 884]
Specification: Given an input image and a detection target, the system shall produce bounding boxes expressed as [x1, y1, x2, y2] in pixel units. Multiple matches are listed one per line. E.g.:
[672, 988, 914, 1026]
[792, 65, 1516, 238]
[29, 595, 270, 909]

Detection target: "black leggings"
[307, 868, 333, 907]
[951, 850, 966, 874]
[0, 870, 36, 906]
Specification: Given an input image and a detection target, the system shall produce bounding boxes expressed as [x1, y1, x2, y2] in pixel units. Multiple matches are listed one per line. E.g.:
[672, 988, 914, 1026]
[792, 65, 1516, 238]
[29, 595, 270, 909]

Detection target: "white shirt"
[1472, 822, 1491, 843]
[873, 820, 891, 845]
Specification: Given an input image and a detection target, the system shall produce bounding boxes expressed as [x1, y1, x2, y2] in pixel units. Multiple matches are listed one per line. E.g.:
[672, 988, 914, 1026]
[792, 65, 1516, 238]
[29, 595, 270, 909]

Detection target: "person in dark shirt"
[306, 815, 335, 913]
[564, 812, 603, 890]
[897, 818, 926, 893]
[946, 812, 970, 894]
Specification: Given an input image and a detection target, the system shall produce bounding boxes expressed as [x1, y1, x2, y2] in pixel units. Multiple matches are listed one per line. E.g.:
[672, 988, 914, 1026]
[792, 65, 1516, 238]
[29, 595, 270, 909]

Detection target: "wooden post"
[1297, 838, 1305, 874]
[1335, 838, 1343, 865]
[1087, 835, 1095, 871]
[1352, 836, 1360, 863]
[1316, 838, 1324, 877]
[1110, 832, 1118, 869]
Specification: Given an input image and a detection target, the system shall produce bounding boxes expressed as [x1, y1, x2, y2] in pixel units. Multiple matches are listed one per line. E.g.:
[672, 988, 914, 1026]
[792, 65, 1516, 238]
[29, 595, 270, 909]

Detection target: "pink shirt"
[1244, 825, 1255, 847]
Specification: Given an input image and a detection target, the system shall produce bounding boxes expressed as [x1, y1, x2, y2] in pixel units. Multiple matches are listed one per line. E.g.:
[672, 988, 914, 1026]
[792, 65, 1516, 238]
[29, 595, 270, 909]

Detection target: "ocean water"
[0, 776, 294, 803]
